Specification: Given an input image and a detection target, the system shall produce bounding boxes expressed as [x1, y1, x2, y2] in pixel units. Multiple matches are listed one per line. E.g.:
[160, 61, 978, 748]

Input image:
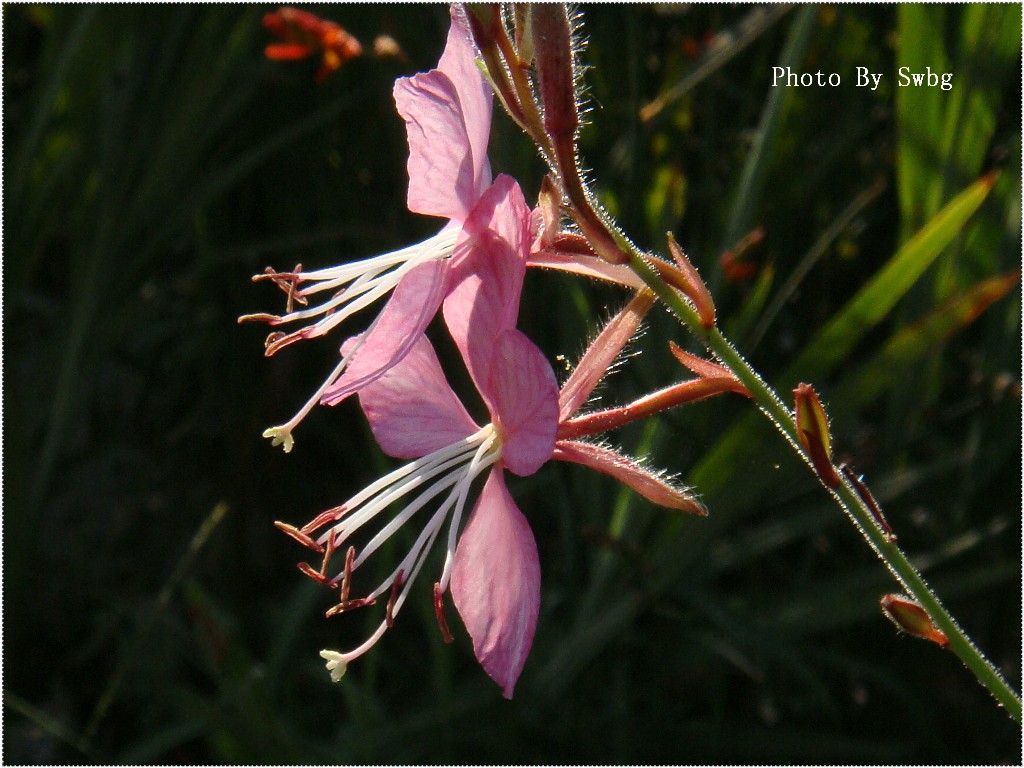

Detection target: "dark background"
[4, 4, 1021, 763]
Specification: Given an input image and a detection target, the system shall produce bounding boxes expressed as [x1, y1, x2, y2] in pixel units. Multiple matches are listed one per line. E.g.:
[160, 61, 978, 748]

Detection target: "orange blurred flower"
[263, 7, 362, 82]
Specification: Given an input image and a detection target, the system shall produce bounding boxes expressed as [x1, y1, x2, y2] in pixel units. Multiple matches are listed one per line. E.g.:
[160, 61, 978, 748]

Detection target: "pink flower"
[280, 178, 555, 697]
[277, 186, 709, 698]
[241, 7, 496, 452]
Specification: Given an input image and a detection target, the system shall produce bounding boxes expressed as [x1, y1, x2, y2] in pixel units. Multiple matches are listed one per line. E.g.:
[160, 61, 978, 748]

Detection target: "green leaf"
[835, 270, 1019, 411]
[783, 173, 996, 385]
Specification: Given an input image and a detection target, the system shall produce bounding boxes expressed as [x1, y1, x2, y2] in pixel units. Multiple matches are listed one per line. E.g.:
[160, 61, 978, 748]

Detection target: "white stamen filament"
[437, 427, 503, 592]
[258, 229, 460, 453]
[273, 229, 459, 333]
[261, 314, 380, 453]
[315, 424, 503, 672]
[318, 426, 491, 529]
[298, 228, 457, 289]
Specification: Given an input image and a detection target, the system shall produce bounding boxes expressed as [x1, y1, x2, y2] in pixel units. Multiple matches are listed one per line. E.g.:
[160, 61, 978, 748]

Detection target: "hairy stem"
[625, 248, 1022, 722]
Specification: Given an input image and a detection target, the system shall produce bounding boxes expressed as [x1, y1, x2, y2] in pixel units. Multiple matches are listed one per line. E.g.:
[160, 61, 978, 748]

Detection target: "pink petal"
[358, 334, 480, 459]
[437, 6, 493, 194]
[459, 174, 530, 261]
[451, 468, 540, 699]
[443, 177, 530, 395]
[553, 439, 707, 515]
[322, 259, 448, 406]
[395, 70, 479, 221]
[487, 330, 558, 477]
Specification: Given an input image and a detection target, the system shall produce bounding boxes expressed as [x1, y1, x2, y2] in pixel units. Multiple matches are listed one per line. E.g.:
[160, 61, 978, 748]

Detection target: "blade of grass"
[747, 177, 887, 350]
[3, 692, 96, 760]
[85, 502, 230, 741]
[639, 5, 793, 124]
[834, 270, 1019, 411]
[783, 172, 996, 385]
[6, 8, 96, 210]
[719, 5, 816, 259]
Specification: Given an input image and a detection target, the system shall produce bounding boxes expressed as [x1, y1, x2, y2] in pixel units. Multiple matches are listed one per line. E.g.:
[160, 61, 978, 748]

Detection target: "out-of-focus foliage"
[3, 4, 1020, 763]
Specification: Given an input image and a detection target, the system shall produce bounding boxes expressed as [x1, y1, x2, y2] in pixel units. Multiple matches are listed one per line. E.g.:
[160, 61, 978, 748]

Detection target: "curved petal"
[437, 6, 493, 194]
[395, 70, 478, 221]
[443, 177, 530, 395]
[451, 469, 540, 699]
[322, 259, 448, 405]
[487, 330, 558, 477]
[459, 174, 530, 260]
[358, 334, 480, 459]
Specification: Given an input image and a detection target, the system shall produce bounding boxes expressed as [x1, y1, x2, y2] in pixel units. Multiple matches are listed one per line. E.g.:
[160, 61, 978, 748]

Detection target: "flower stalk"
[619, 239, 1021, 722]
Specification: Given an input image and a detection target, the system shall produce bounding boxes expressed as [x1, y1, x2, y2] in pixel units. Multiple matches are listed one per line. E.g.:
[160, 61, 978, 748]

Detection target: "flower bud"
[529, 4, 578, 140]
[880, 594, 949, 648]
[666, 232, 716, 328]
[793, 383, 841, 488]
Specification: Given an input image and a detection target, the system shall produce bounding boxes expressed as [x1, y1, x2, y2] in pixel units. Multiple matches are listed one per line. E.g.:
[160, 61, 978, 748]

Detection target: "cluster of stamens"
[239, 228, 461, 452]
[275, 424, 502, 679]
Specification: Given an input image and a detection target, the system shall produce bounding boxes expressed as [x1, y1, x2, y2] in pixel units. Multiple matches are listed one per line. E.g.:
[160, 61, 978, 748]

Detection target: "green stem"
[626, 249, 1022, 723]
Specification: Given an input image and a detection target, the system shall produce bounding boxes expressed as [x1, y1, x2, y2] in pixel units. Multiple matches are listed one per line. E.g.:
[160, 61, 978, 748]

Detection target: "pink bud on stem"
[666, 233, 716, 329]
[793, 383, 841, 488]
[530, 4, 628, 266]
[880, 594, 949, 648]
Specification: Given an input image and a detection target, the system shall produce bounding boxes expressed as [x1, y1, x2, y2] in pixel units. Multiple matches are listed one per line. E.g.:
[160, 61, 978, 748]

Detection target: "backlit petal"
[395, 70, 478, 221]
[459, 174, 530, 261]
[322, 259, 447, 405]
[358, 334, 480, 459]
[443, 177, 530, 397]
[451, 469, 540, 699]
[487, 330, 558, 477]
[437, 6, 493, 194]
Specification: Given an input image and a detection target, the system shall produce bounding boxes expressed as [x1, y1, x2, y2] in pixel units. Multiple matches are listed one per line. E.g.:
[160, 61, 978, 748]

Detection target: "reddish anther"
[433, 583, 454, 644]
[263, 329, 308, 357]
[325, 597, 377, 618]
[252, 265, 308, 308]
[318, 528, 338, 576]
[301, 506, 347, 535]
[297, 561, 333, 585]
[386, 571, 405, 628]
[338, 545, 357, 603]
[274, 521, 325, 553]
[237, 312, 282, 326]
